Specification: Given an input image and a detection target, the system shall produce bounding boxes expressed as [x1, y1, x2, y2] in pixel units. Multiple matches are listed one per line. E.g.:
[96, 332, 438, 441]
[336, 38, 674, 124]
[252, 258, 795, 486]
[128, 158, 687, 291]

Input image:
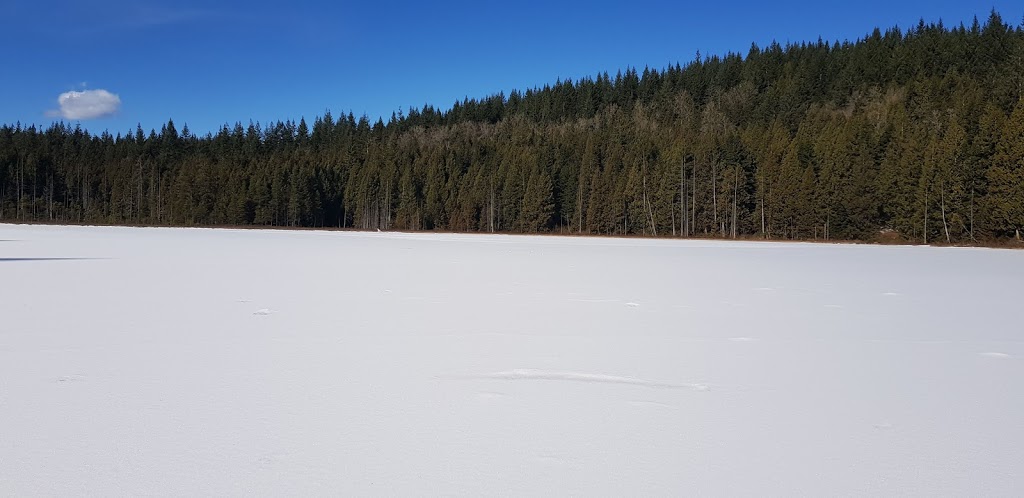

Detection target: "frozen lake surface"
[1, 224, 1022, 495]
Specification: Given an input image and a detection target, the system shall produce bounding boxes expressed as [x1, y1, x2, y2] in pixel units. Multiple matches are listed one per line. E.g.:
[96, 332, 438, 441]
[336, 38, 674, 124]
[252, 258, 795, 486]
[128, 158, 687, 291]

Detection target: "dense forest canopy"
[3, 12, 1024, 243]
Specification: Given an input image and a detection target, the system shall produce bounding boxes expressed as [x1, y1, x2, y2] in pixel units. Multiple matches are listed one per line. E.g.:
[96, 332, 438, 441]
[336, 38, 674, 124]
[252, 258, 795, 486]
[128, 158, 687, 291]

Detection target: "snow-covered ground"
[1, 224, 1022, 496]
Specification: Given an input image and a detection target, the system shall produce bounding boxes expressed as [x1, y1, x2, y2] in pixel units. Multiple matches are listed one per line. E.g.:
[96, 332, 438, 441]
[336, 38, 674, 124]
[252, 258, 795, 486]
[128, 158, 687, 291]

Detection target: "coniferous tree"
[2, 13, 1024, 244]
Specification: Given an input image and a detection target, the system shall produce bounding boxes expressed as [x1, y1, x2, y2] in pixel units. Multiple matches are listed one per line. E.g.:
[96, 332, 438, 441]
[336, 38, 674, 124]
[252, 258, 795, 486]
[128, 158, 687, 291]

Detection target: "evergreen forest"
[3, 12, 1024, 243]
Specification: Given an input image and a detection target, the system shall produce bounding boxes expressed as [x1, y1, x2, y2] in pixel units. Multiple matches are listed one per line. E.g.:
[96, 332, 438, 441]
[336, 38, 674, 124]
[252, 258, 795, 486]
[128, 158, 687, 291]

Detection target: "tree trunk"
[642, 159, 656, 237]
[17, 155, 22, 220]
[941, 189, 950, 244]
[732, 169, 738, 239]
[648, 202, 657, 237]
[923, 192, 928, 245]
[760, 197, 767, 239]
[680, 157, 686, 237]
[691, 162, 696, 235]
[969, 186, 976, 242]
[711, 158, 718, 229]
[576, 182, 581, 234]
[670, 201, 676, 237]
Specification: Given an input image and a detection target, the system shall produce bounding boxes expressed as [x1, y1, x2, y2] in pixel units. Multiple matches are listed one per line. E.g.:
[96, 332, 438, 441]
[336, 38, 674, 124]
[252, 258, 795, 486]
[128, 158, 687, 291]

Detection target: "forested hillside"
[3, 13, 1024, 243]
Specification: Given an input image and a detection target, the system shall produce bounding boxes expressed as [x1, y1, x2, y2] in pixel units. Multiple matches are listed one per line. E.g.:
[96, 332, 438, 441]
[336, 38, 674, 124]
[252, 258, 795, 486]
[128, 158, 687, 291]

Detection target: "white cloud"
[49, 89, 121, 120]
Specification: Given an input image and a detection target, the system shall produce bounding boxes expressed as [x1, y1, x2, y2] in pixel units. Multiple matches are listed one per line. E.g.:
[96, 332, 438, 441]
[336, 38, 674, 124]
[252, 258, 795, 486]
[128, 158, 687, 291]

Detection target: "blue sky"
[2, 0, 1021, 136]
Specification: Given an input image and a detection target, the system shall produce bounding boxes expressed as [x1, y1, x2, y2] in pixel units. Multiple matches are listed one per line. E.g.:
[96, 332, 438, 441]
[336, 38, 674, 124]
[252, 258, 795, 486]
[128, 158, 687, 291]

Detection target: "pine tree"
[986, 99, 1024, 238]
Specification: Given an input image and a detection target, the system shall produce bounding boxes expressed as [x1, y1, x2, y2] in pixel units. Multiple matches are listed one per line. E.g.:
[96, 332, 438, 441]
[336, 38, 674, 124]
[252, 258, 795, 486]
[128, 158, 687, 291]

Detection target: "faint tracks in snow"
[461, 369, 708, 391]
[0, 257, 101, 262]
[978, 352, 1012, 359]
[565, 297, 642, 309]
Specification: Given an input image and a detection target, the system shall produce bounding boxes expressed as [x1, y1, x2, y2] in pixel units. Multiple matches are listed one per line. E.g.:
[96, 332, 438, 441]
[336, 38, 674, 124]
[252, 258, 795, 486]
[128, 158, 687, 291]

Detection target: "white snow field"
[1, 224, 1022, 496]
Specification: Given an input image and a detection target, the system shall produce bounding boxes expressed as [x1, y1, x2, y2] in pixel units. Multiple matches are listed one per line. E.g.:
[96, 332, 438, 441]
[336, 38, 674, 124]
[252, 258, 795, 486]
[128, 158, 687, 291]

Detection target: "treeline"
[3, 12, 1024, 242]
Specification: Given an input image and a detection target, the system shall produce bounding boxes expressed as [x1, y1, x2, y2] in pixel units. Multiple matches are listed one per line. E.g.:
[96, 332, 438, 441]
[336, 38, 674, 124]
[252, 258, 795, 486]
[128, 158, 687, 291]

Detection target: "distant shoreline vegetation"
[2, 12, 1023, 244]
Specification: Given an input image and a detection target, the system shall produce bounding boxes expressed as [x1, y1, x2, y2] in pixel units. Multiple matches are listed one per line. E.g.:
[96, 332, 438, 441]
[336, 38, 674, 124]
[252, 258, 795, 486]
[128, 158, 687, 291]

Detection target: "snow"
[1, 224, 1022, 495]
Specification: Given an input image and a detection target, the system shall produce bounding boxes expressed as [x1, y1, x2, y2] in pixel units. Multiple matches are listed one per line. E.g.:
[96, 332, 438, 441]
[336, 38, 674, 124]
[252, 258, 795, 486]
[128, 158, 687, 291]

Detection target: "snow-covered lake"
[2, 224, 1022, 495]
